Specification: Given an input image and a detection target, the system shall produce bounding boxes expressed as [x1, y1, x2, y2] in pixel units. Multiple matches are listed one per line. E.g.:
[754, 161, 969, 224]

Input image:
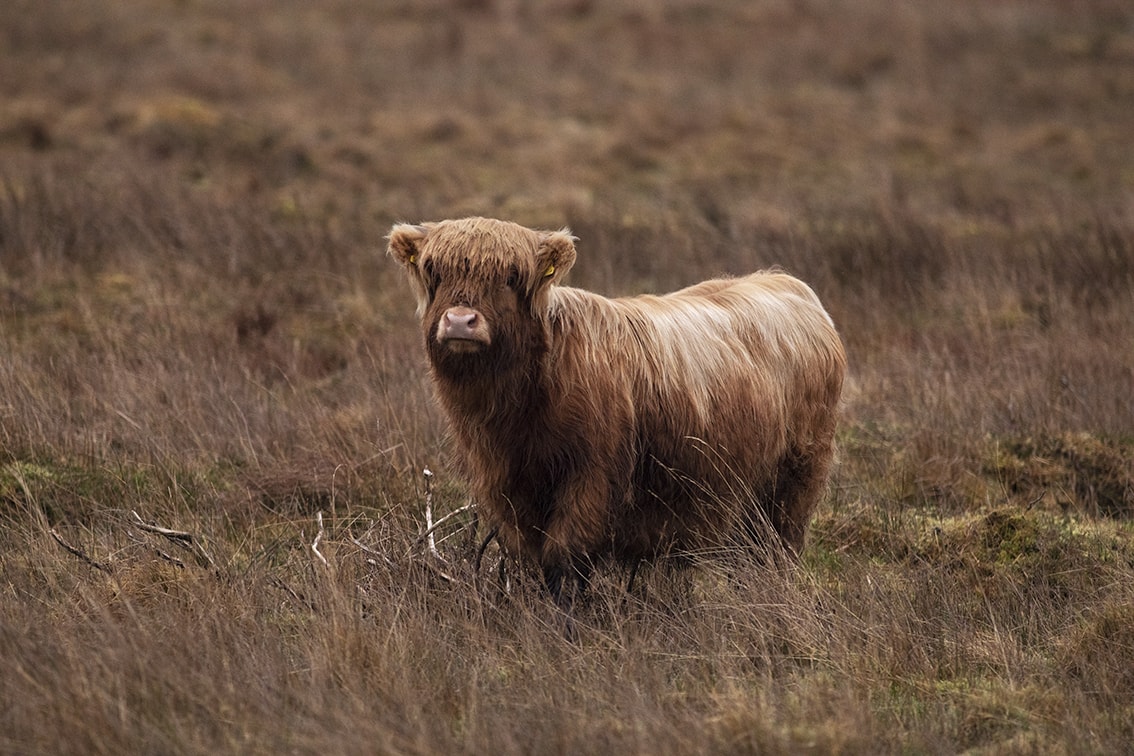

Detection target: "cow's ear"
[387, 223, 429, 267]
[388, 223, 432, 316]
[533, 229, 576, 289]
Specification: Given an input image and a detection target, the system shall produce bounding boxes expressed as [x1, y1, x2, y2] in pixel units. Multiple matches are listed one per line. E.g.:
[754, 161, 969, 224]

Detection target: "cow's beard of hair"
[424, 318, 548, 421]
[427, 331, 513, 385]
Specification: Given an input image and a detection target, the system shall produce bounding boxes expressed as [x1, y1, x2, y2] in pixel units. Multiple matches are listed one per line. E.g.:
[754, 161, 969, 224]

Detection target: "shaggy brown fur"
[389, 217, 845, 613]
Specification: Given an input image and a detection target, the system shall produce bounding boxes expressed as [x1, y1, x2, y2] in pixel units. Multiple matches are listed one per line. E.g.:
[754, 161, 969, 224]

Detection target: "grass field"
[2, 1, 1133, 752]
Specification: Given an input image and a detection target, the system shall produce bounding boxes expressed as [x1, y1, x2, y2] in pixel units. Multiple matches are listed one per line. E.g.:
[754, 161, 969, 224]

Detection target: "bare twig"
[464, 497, 480, 551]
[422, 468, 441, 560]
[49, 528, 111, 573]
[417, 502, 475, 546]
[130, 510, 216, 569]
[414, 468, 466, 583]
[350, 535, 396, 568]
[473, 525, 511, 596]
[347, 469, 474, 582]
[153, 548, 185, 568]
[131, 510, 192, 542]
[113, 408, 143, 431]
[474, 525, 500, 575]
[498, 554, 511, 594]
[422, 558, 455, 584]
[418, 469, 477, 564]
[312, 511, 328, 566]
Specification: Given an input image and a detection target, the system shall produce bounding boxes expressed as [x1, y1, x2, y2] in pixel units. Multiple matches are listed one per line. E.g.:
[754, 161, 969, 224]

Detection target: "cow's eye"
[505, 266, 520, 291]
[422, 260, 440, 293]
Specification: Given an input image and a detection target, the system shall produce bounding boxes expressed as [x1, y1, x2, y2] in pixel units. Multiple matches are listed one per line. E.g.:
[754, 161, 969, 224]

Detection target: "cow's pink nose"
[440, 307, 484, 343]
[445, 309, 477, 330]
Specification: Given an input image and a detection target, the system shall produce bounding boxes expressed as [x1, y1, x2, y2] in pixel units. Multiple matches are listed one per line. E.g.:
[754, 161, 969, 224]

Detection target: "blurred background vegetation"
[1, 1, 1132, 752]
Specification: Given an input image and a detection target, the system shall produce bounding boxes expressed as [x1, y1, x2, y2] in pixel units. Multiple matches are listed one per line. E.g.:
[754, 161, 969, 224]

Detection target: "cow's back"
[547, 272, 844, 558]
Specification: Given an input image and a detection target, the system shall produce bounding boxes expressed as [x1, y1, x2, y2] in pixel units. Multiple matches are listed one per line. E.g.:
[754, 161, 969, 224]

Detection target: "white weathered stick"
[131, 510, 192, 541]
[417, 502, 475, 545]
[130, 510, 217, 568]
[312, 511, 328, 565]
[422, 468, 442, 561]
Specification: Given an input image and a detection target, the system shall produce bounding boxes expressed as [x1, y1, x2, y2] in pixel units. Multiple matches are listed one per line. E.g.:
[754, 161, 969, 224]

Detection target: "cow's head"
[388, 217, 576, 366]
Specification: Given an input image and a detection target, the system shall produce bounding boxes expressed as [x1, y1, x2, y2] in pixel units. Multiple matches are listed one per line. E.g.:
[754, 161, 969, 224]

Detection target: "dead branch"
[413, 468, 465, 583]
[418, 469, 479, 562]
[422, 557, 455, 584]
[422, 467, 441, 561]
[130, 510, 192, 542]
[49, 528, 111, 573]
[130, 510, 217, 569]
[464, 496, 480, 551]
[417, 502, 475, 546]
[153, 548, 185, 568]
[344, 470, 475, 585]
[311, 511, 328, 566]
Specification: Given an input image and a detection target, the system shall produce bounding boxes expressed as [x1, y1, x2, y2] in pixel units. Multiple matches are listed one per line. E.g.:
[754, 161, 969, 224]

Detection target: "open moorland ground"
[2, 1, 1133, 753]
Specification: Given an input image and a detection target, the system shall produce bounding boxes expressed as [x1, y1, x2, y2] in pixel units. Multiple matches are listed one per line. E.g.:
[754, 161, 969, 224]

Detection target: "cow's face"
[388, 217, 576, 369]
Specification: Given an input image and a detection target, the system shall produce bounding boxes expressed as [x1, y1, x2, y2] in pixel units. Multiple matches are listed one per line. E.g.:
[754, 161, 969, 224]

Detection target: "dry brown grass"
[2, 0, 1133, 753]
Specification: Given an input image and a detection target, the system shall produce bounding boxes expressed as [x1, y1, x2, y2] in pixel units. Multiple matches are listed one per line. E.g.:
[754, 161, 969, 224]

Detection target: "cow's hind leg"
[769, 445, 835, 554]
[625, 557, 643, 596]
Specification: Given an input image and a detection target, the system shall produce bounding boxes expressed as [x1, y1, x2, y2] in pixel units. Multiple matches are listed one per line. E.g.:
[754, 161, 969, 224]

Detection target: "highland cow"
[389, 217, 845, 616]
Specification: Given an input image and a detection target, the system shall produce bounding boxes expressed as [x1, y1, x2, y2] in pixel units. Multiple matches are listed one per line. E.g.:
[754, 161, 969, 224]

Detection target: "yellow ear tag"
[408, 254, 416, 265]
[543, 264, 555, 278]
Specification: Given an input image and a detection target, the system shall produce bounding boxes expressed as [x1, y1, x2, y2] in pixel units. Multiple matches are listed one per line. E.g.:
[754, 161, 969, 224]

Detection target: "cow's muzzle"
[436, 306, 491, 351]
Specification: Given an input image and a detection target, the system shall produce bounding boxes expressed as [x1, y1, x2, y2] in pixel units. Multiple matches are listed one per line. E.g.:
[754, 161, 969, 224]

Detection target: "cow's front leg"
[539, 470, 610, 637]
[542, 559, 592, 640]
[542, 561, 587, 608]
